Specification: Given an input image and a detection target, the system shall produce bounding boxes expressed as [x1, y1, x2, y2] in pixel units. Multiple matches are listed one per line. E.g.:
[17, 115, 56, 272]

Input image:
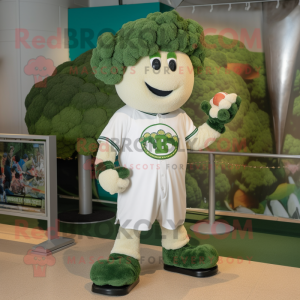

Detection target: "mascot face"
[115, 51, 194, 114]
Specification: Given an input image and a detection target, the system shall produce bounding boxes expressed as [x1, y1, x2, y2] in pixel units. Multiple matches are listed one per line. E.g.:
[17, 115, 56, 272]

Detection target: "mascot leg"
[161, 225, 219, 277]
[91, 227, 141, 296]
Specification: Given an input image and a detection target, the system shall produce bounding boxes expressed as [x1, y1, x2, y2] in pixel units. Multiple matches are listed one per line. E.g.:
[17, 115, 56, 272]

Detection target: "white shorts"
[115, 163, 187, 231]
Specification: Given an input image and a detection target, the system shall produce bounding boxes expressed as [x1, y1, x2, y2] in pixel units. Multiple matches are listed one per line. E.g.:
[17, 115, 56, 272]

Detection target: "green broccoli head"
[292, 95, 300, 117]
[215, 173, 231, 196]
[283, 134, 300, 155]
[209, 52, 227, 68]
[282, 68, 300, 145]
[24, 49, 124, 159]
[91, 10, 205, 85]
[205, 35, 268, 110]
[294, 70, 300, 92]
[186, 172, 202, 208]
[235, 161, 278, 201]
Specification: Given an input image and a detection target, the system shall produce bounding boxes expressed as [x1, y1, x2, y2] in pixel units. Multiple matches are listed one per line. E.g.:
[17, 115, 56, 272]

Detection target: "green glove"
[201, 94, 242, 134]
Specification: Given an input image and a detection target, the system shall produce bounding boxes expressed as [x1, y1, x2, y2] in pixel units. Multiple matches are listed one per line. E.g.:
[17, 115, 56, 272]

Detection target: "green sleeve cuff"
[115, 167, 130, 179]
[97, 136, 120, 154]
[185, 128, 198, 142]
[95, 161, 115, 179]
[95, 161, 130, 180]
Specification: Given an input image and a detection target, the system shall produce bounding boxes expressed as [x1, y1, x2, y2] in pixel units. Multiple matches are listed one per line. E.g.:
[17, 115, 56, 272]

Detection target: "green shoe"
[163, 243, 219, 270]
[90, 253, 140, 287]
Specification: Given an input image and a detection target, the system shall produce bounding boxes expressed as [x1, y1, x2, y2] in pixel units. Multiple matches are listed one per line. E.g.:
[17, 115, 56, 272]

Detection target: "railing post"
[78, 154, 92, 215]
[190, 152, 235, 235]
[58, 155, 115, 224]
[209, 153, 215, 226]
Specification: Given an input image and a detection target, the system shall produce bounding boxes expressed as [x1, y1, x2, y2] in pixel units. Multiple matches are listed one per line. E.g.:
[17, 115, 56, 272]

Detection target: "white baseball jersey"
[98, 105, 198, 231]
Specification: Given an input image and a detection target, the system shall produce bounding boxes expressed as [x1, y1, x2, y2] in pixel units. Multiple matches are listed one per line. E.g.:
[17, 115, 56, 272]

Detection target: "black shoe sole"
[92, 278, 139, 296]
[164, 264, 218, 277]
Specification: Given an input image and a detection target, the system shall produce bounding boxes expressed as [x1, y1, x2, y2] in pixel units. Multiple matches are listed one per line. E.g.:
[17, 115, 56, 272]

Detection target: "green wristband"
[95, 162, 130, 179]
[206, 119, 226, 134]
[95, 161, 115, 179]
[115, 167, 130, 179]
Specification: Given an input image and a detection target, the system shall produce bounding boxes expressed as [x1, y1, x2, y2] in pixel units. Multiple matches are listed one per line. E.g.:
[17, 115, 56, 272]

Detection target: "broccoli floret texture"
[91, 10, 206, 85]
[283, 67, 300, 154]
[25, 50, 124, 159]
[205, 35, 268, 110]
[186, 173, 202, 208]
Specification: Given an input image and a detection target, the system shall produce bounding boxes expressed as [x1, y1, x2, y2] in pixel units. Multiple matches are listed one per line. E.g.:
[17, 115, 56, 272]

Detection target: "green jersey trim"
[185, 128, 198, 142]
[138, 110, 169, 116]
[97, 136, 120, 153]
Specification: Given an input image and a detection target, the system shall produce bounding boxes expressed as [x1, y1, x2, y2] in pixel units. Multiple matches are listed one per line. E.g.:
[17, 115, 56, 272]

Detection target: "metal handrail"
[188, 150, 300, 159]
[187, 150, 300, 234]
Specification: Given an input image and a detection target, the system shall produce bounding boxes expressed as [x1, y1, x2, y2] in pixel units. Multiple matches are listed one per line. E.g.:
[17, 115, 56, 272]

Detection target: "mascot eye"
[167, 58, 177, 72]
[150, 57, 161, 70]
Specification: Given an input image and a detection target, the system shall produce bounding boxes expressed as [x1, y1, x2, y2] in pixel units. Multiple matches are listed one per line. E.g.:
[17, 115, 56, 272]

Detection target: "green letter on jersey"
[155, 134, 168, 154]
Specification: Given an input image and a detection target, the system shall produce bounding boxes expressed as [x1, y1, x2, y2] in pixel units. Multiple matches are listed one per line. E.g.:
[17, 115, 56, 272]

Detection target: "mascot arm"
[95, 141, 117, 164]
[187, 123, 221, 151]
[188, 93, 242, 151]
[95, 142, 130, 195]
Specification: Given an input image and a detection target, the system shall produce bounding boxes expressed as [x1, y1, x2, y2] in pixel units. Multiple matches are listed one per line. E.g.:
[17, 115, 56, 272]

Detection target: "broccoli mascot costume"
[90, 10, 241, 295]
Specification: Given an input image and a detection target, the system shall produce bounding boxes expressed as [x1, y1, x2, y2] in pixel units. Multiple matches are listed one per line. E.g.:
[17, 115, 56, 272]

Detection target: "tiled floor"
[0, 223, 298, 300]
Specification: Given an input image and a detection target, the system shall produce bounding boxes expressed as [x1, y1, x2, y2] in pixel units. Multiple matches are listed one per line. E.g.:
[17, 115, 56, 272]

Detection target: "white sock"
[161, 225, 190, 250]
[111, 227, 141, 260]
